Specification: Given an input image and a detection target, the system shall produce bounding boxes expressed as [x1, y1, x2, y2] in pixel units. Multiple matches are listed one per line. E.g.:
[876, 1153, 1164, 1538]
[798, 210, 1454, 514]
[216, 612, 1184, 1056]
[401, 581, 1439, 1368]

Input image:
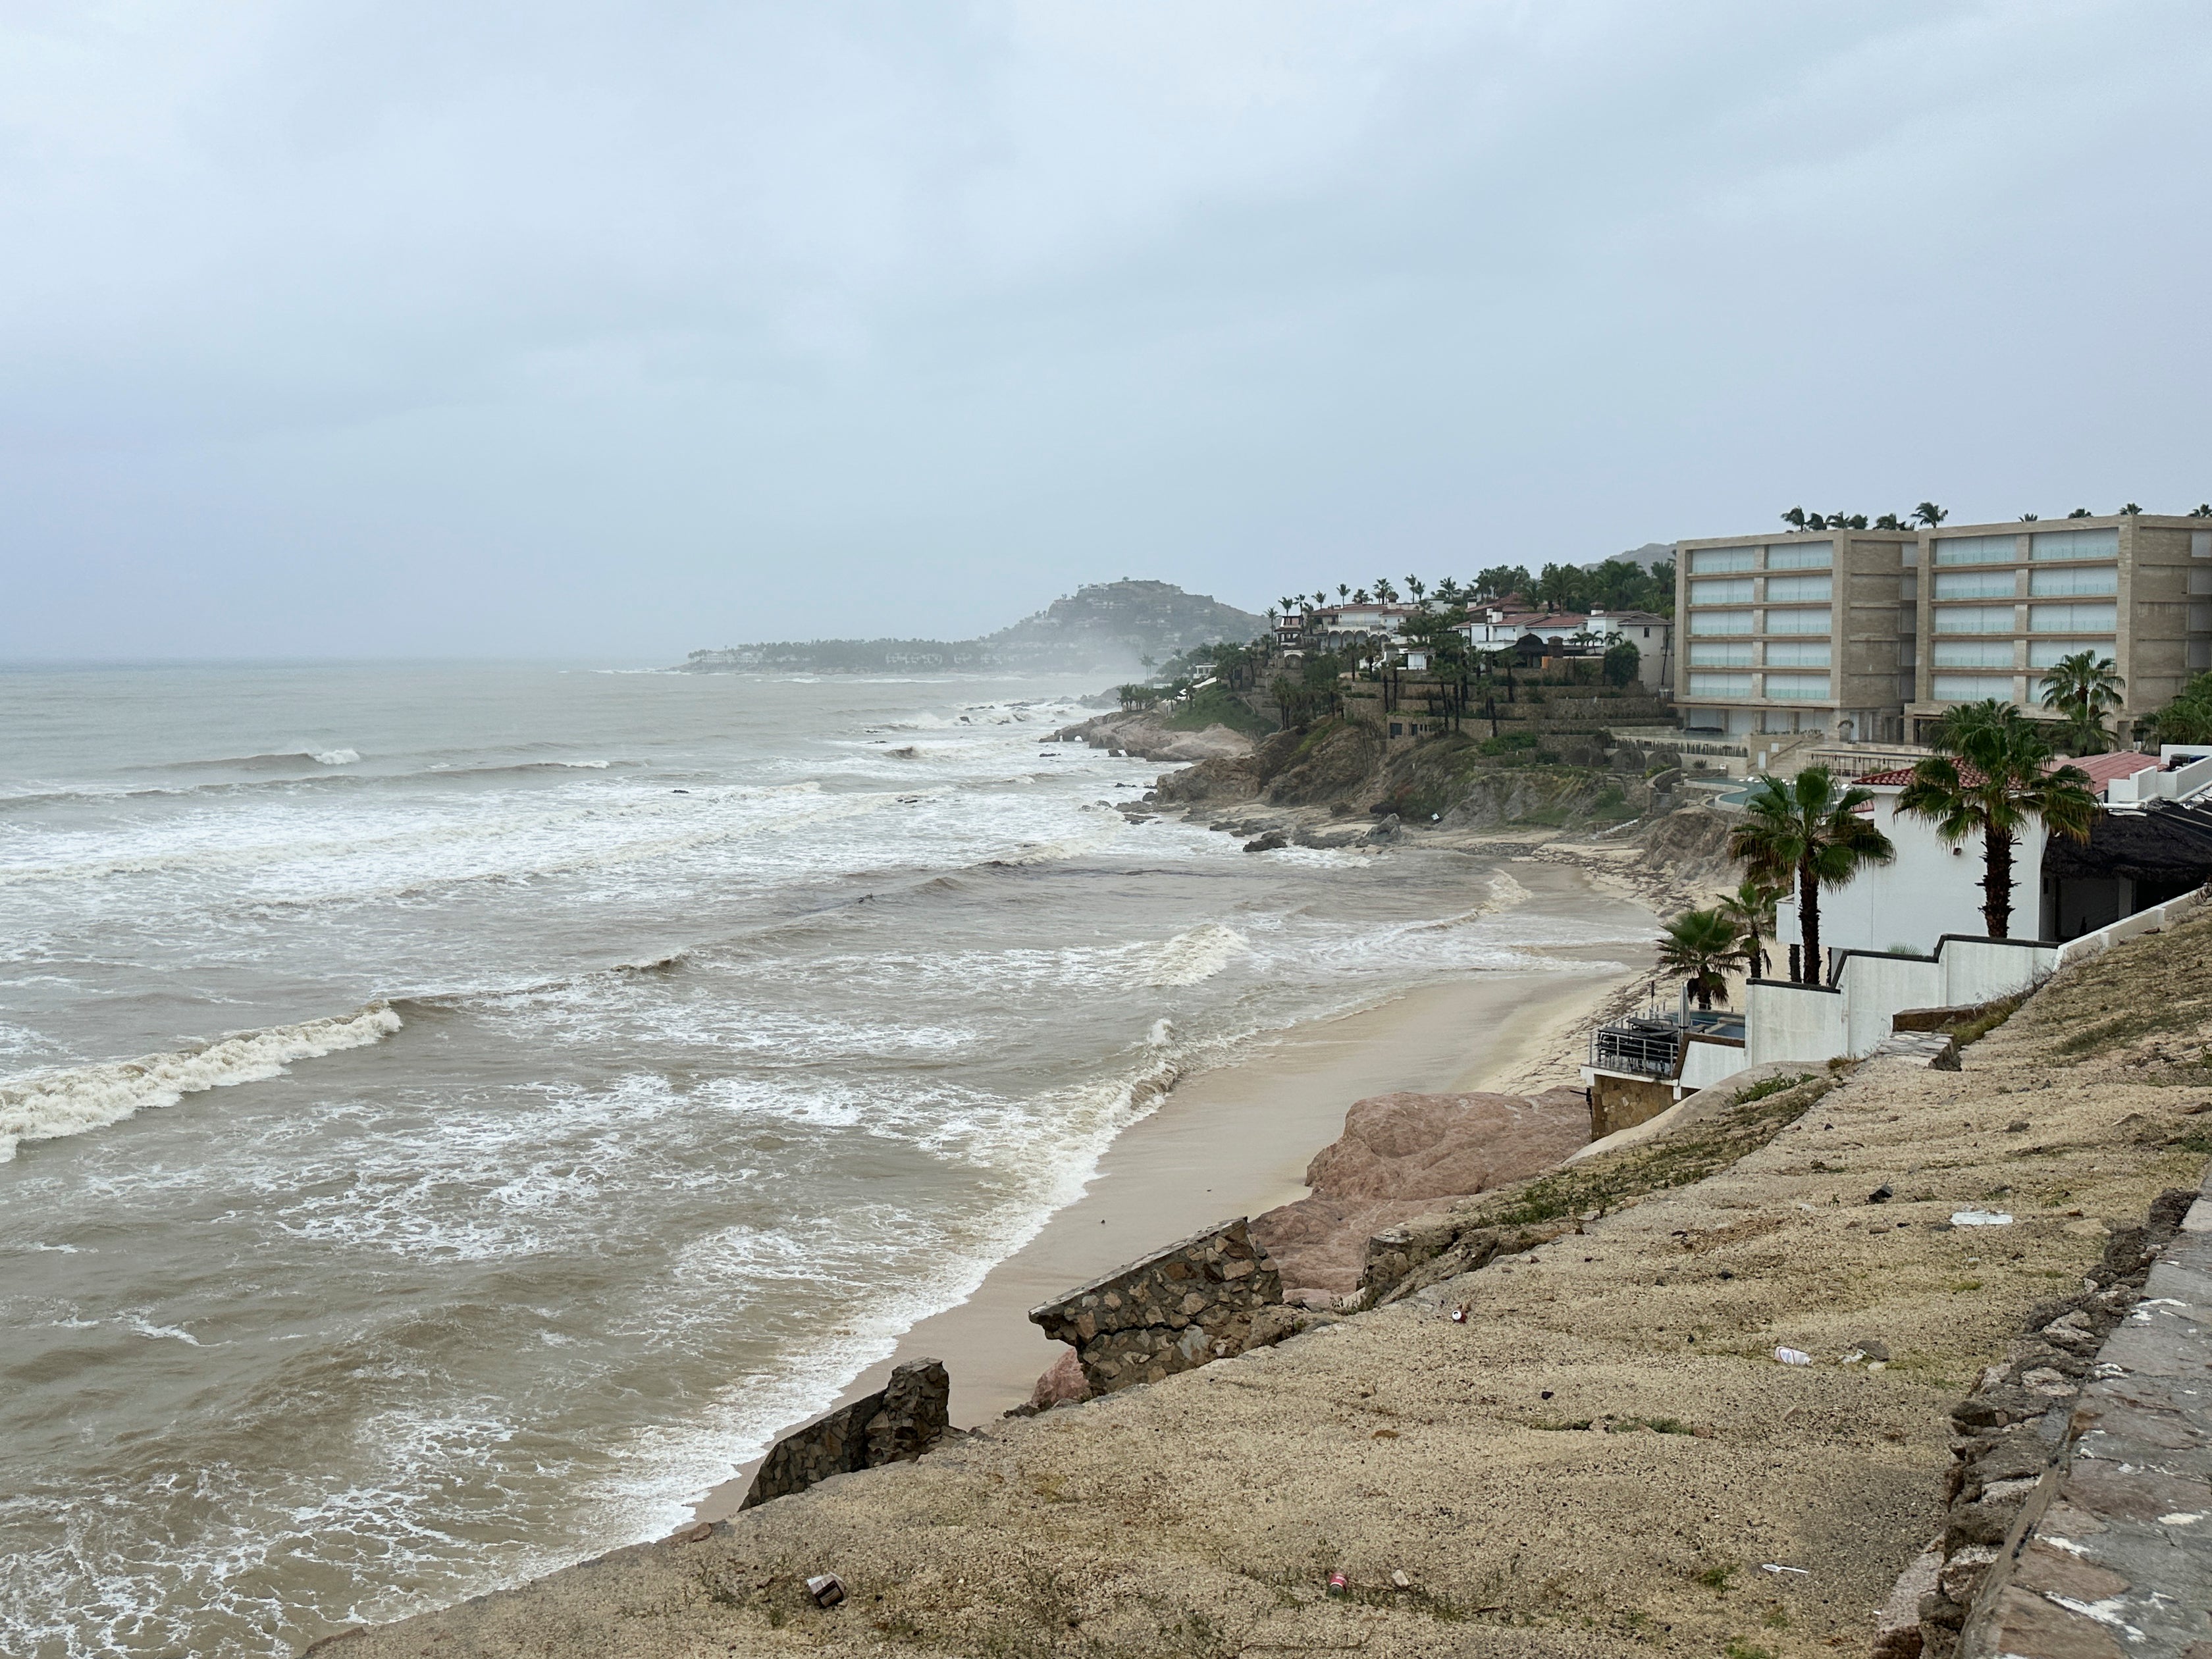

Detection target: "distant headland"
[677, 579, 1264, 675]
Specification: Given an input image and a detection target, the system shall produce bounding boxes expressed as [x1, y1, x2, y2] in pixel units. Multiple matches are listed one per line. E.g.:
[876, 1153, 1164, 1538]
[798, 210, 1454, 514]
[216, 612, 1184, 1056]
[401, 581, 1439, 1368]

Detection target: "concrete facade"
[1675, 529, 1919, 742]
[1675, 514, 2212, 743]
[1910, 514, 2212, 744]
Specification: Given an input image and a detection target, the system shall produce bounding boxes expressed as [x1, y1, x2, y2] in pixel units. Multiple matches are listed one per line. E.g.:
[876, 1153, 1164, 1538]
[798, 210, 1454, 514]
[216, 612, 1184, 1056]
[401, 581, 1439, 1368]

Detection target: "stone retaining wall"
[1872, 1187, 2200, 1658]
[1029, 1217, 1280, 1396]
[741, 1359, 949, 1510]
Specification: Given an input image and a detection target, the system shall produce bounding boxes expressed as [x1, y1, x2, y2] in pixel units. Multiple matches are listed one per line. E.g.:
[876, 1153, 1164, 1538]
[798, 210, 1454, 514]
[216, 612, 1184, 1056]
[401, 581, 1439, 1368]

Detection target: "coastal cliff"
[318, 891, 2212, 1659]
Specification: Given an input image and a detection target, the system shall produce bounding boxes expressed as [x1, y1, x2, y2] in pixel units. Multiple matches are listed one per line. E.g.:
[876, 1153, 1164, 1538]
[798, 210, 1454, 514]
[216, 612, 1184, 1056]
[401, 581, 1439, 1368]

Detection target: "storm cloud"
[3, 2, 2207, 659]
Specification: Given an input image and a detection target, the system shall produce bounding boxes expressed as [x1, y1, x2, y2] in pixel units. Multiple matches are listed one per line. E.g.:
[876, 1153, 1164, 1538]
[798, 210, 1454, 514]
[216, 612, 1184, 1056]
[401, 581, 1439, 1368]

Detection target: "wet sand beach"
[698, 862, 1648, 1515]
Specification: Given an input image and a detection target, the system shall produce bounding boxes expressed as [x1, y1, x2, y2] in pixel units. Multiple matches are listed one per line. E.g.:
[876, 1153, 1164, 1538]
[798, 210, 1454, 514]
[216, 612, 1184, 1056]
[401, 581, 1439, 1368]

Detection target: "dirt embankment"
[329, 882, 2212, 1659]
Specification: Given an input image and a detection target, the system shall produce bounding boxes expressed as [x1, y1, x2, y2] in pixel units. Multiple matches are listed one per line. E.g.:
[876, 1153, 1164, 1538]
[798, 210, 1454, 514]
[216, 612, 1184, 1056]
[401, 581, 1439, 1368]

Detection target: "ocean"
[0, 662, 1641, 1658]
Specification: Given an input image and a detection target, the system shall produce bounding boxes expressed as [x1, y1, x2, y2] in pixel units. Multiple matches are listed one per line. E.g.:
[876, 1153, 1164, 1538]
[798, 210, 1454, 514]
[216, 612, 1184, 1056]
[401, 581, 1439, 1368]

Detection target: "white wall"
[1680, 1039, 1746, 1090]
[1745, 981, 1847, 1068]
[1776, 789, 2051, 959]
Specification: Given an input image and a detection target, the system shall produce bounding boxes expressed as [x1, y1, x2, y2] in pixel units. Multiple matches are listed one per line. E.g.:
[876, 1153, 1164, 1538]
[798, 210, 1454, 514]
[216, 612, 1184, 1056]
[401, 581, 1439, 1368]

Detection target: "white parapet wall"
[2054, 882, 2212, 968]
[1746, 935, 2057, 1068]
[1745, 980, 1848, 1068]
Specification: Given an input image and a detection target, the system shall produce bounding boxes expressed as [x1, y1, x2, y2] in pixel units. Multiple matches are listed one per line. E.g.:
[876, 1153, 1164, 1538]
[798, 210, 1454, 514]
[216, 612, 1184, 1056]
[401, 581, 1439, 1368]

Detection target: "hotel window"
[2028, 566, 2117, 598]
[1690, 610, 1753, 635]
[1688, 641, 1752, 667]
[1932, 674, 2016, 701]
[2030, 527, 2120, 561]
[2027, 639, 2115, 670]
[1764, 607, 1831, 635]
[1933, 639, 2015, 669]
[1763, 574, 1832, 602]
[2194, 531, 2212, 559]
[1687, 672, 1752, 698]
[1688, 546, 1758, 574]
[1765, 541, 1833, 571]
[1932, 606, 2014, 633]
[1691, 577, 1753, 605]
[1934, 569, 2016, 600]
[1763, 640, 1831, 668]
[2030, 602, 2119, 633]
[1763, 673, 1831, 700]
[1935, 535, 2020, 565]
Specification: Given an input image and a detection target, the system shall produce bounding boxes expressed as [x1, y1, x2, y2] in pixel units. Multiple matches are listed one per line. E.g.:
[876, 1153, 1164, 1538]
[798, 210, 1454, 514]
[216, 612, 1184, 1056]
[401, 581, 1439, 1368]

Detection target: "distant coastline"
[679, 578, 1263, 675]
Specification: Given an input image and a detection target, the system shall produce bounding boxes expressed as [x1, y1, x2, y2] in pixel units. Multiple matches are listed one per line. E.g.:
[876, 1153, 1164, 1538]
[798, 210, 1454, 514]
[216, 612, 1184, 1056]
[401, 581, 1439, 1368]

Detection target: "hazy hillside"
[679, 580, 1265, 675]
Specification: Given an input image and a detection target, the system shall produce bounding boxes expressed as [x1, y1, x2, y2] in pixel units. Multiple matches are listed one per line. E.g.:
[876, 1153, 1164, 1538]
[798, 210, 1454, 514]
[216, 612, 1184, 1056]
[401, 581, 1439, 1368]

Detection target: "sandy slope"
[317, 914, 2212, 1659]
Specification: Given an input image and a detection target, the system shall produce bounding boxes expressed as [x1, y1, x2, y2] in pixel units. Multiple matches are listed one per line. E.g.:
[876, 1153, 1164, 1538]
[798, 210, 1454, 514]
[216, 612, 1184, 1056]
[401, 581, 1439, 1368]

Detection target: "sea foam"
[0, 1003, 402, 1161]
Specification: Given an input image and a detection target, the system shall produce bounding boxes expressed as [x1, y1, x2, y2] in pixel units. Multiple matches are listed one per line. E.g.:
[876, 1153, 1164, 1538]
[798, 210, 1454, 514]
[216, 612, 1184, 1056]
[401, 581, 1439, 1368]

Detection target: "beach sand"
[696, 866, 1648, 1517]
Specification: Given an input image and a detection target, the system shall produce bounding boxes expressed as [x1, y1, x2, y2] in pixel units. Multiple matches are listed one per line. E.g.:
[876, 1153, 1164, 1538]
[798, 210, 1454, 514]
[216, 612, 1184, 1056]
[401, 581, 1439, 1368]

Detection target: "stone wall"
[1588, 1073, 1674, 1140]
[1029, 1218, 1281, 1396]
[1871, 1187, 2200, 1658]
[740, 1359, 949, 1510]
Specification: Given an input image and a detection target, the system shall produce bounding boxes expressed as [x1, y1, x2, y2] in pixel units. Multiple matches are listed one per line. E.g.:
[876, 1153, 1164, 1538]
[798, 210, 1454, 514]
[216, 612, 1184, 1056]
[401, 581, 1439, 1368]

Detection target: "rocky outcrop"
[1025, 1348, 1091, 1413]
[1029, 1218, 1281, 1396]
[739, 1359, 950, 1510]
[1055, 710, 1255, 764]
[1250, 1088, 1589, 1300]
[1260, 721, 1384, 807]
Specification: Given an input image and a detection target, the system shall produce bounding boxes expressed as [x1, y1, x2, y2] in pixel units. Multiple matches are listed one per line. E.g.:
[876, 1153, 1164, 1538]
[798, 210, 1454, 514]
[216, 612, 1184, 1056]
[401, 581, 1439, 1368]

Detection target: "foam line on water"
[0, 1003, 402, 1161]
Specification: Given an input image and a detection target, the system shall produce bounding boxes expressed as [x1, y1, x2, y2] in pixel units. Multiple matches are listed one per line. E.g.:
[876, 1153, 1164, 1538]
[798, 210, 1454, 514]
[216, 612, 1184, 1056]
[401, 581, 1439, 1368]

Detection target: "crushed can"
[806, 1573, 846, 1608]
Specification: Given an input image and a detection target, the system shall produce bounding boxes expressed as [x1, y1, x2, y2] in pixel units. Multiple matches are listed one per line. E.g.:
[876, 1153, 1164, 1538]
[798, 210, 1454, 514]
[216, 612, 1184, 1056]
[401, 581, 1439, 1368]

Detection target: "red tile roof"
[1853, 751, 2159, 798]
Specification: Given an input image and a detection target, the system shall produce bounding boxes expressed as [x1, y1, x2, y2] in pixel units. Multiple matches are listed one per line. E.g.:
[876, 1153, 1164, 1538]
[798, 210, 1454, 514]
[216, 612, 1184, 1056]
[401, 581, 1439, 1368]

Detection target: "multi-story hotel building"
[1674, 529, 1919, 743]
[1675, 514, 2212, 744]
[1906, 515, 2212, 744]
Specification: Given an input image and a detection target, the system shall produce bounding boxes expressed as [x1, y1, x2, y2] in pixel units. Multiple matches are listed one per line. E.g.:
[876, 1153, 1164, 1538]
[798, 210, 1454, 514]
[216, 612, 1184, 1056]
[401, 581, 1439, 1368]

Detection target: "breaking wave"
[1140, 922, 1250, 987]
[0, 1003, 403, 1161]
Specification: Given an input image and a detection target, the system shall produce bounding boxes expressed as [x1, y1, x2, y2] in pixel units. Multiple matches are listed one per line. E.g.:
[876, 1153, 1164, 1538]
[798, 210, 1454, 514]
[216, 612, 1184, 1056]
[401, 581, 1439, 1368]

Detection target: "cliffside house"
[1778, 745, 2212, 964]
[1581, 744, 2212, 1133]
[1585, 609, 1674, 690]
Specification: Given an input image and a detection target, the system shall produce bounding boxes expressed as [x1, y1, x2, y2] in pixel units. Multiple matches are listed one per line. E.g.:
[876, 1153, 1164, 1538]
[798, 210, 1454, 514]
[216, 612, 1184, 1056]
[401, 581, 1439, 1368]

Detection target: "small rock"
[1391, 1569, 1413, 1591]
[2005, 1120, 2030, 1134]
[1868, 1183, 1894, 1204]
[1242, 830, 1289, 853]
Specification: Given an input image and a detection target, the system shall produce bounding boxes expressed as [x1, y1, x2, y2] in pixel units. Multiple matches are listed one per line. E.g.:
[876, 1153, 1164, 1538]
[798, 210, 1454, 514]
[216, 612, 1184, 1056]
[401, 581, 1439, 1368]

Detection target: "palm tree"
[2191, 504, 2212, 519]
[1657, 908, 1744, 1013]
[1353, 588, 1371, 604]
[1727, 767, 1895, 983]
[1898, 704, 2098, 940]
[2067, 507, 2093, 519]
[2038, 652, 2124, 755]
[1373, 577, 1398, 602]
[1406, 575, 1427, 602]
[1779, 507, 1808, 530]
[1912, 502, 1949, 527]
[2120, 502, 2143, 515]
[1338, 583, 1351, 601]
[1716, 879, 1781, 981]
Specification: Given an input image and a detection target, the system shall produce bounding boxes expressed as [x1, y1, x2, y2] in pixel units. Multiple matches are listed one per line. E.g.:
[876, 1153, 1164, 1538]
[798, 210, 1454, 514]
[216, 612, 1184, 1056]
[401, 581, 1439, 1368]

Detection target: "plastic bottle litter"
[1327, 1572, 1349, 1596]
[807, 1574, 847, 1608]
[1950, 1209, 2013, 1226]
[1761, 1563, 1810, 1576]
[1774, 1346, 1814, 1366]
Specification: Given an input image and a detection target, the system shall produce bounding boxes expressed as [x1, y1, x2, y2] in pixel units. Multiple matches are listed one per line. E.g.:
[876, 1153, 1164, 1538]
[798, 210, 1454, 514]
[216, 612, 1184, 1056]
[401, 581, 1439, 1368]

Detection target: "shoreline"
[695, 858, 1649, 1518]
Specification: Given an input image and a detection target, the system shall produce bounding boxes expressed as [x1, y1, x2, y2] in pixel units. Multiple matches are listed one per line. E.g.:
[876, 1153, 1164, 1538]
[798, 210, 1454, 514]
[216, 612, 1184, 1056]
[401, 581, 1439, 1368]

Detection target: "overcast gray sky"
[3, 2, 2207, 662]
